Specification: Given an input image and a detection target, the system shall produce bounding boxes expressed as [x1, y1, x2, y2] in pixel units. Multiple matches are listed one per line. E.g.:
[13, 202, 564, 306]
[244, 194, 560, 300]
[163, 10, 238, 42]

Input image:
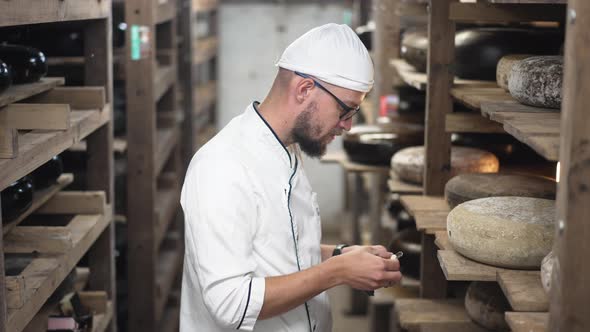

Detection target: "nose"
[339, 117, 353, 131]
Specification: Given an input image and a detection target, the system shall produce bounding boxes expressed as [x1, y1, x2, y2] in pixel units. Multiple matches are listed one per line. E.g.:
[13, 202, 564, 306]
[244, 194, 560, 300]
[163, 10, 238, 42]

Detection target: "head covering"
[276, 23, 374, 93]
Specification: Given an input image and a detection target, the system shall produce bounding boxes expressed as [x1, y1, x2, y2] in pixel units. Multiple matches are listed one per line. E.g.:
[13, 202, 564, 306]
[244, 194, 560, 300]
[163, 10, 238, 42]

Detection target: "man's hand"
[331, 246, 402, 291]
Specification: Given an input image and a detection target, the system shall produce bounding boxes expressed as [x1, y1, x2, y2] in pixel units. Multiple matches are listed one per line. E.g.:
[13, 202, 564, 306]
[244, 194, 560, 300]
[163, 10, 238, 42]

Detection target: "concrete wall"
[218, 2, 352, 224]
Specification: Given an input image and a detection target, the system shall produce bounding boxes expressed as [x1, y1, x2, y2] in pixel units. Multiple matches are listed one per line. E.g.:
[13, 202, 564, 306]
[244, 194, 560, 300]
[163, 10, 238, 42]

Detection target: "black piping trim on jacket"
[252, 101, 292, 166]
[236, 278, 253, 330]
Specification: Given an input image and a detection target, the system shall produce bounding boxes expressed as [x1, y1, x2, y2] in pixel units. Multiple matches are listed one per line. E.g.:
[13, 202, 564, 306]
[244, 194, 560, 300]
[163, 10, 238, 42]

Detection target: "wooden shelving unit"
[0, 2, 116, 331]
[382, 0, 590, 331]
[124, 0, 185, 331]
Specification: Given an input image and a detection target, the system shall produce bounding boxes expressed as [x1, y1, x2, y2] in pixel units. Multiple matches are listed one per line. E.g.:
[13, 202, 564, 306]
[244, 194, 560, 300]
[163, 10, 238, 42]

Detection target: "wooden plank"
[155, 242, 183, 323]
[155, 65, 177, 102]
[194, 81, 217, 115]
[434, 231, 451, 250]
[0, 107, 110, 191]
[46, 56, 86, 66]
[395, 1, 428, 17]
[36, 191, 106, 215]
[0, 127, 18, 158]
[480, 100, 558, 120]
[503, 116, 561, 136]
[5, 276, 25, 309]
[79, 291, 108, 314]
[193, 0, 219, 12]
[400, 195, 449, 216]
[193, 36, 219, 65]
[497, 270, 549, 312]
[0, 78, 65, 108]
[414, 211, 448, 234]
[91, 301, 113, 332]
[437, 250, 507, 281]
[154, 181, 181, 250]
[450, 85, 511, 111]
[449, 2, 566, 23]
[155, 126, 181, 177]
[388, 172, 422, 194]
[0, 104, 70, 130]
[550, 1, 590, 330]
[74, 267, 91, 292]
[155, 1, 176, 24]
[506, 312, 548, 332]
[0, 0, 110, 27]
[24, 87, 106, 110]
[487, 0, 565, 3]
[4, 227, 74, 254]
[502, 124, 560, 161]
[445, 112, 505, 133]
[394, 298, 474, 330]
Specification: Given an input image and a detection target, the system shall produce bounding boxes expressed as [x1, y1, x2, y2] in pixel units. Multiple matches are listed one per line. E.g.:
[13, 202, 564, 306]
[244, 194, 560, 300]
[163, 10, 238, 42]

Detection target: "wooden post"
[178, 0, 195, 166]
[0, 202, 6, 332]
[549, 1, 590, 331]
[84, 17, 117, 332]
[372, 0, 401, 120]
[421, 0, 454, 298]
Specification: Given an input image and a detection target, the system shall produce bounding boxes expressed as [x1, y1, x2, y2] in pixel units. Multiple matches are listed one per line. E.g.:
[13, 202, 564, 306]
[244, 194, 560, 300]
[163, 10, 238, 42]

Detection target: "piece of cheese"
[496, 54, 532, 91]
[465, 282, 511, 331]
[447, 196, 555, 269]
[508, 56, 563, 109]
[390, 146, 499, 185]
[541, 250, 555, 294]
[445, 173, 556, 209]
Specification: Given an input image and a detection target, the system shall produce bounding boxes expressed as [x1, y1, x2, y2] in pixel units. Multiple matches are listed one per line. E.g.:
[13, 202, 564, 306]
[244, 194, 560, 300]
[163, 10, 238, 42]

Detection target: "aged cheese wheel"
[390, 146, 500, 185]
[541, 250, 555, 294]
[445, 173, 556, 209]
[400, 30, 428, 73]
[465, 282, 511, 331]
[447, 197, 555, 269]
[508, 56, 563, 109]
[496, 54, 532, 91]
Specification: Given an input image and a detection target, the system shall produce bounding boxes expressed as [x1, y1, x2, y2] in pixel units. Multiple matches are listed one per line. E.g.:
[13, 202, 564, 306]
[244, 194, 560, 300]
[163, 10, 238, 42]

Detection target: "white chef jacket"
[179, 102, 332, 332]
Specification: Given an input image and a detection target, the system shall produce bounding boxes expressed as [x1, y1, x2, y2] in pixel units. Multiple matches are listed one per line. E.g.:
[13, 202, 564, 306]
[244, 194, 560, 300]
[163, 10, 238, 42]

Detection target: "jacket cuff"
[236, 277, 265, 331]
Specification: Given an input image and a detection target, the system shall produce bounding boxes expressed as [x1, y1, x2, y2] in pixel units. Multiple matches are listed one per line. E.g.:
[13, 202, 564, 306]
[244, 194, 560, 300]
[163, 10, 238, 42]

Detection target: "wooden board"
[451, 84, 512, 111]
[445, 112, 505, 133]
[497, 270, 549, 312]
[0, 107, 110, 191]
[505, 312, 548, 332]
[0, 78, 65, 108]
[194, 36, 219, 65]
[414, 211, 448, 234]
[194, 81, 217, 115]
[155, 126, 181, 177]
[193, 0, 219, 12]
[394, 298, 477, 330]
[154, 240, 184, 323]
[400, 195, 449, 216]
[437, 250, 508, 281]
[434, 231, 451, 250]
[155, 65, 177, 102]
[0, 0, 110, 27]
[388, 172, 423, 194]
[155, 0, 176, 24]
[449, 2, 565, 23]
[154, 180, 181, 250]
[0, 104, 70, 130]
[321, 152, 389, 173]
[24, 86, 106, 110]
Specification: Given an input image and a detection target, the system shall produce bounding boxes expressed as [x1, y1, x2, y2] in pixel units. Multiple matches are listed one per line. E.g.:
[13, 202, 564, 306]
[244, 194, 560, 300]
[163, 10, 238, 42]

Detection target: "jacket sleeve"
[181, 153, 265, 331]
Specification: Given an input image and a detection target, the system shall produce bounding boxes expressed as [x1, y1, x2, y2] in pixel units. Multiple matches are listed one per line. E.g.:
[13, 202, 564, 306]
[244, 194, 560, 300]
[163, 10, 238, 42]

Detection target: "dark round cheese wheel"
[447, 196, 555, 269]
[343, 124, 423, 166]
[0, 60, 11, 93]
[390, 146, 500, 185]
[496, 54, 533, 91]
[400, 29, 428, 72]
[388, 229, 421, 279]
[445, 173, 556, 209]
[31, 156, 63, 190]
[465, 282, 511, 331]
[1, 176, 33, 223]
[0, 44, 47, 84]
[508, 56, 563, 109]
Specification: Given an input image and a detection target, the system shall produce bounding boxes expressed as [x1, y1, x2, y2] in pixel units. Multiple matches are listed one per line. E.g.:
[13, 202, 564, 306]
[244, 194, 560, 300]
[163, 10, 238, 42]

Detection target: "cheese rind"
[465, 282, 511, 331]
[508, 56, 563, 109]
[496, 54, 532, 91]
[447, 196, 555, 269]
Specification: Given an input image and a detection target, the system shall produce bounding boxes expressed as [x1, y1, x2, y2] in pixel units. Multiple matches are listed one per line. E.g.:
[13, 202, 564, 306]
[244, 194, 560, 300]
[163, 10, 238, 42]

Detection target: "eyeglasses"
[294, 71, 360, 121]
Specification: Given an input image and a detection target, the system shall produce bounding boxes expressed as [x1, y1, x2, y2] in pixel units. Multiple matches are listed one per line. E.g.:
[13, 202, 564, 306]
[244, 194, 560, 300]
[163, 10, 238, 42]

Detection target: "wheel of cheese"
[496, 54, 532, 91]
[447, 197, 555, 269]
[541, 250, 556, 294]
[508, 56, 563, 109]
[401, 30, 428, 72]
[465, 282, 511, 331]
[390, 146, 500, 185]
[445, 173, 556, 209]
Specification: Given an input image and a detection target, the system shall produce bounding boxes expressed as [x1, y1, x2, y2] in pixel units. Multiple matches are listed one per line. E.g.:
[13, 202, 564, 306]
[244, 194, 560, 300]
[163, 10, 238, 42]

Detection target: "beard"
[292, 101, 338, 158]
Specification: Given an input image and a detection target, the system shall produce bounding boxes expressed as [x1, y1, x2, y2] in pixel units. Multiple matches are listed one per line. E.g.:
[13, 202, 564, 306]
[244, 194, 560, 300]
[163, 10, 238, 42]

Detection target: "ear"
[295, 77, 315, 104]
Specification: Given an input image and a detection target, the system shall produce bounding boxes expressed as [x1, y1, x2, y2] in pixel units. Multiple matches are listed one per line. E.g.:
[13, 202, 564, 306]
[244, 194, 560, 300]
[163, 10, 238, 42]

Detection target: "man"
[180, 23, 402, 332]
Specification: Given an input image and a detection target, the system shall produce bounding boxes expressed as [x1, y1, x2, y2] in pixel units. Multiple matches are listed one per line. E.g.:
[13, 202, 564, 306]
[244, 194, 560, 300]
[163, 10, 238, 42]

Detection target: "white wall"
[218, 2, 352, 224]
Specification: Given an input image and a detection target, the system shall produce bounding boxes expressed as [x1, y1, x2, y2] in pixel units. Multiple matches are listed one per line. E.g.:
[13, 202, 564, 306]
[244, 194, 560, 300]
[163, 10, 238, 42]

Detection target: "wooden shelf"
[70, 137, 128, 154]
[388, 172, 422, 195]
[437, 249, 508, 282]
[155, 65, 177, 102]
[0, 78, 65, 108]
[320, 152, 390, 173]
[155, 126, 181, 177]
[505, 312, 548, 332]
[445, 112, 505, 134]
[487, 0, 565, 3]
[2, 174, 74, 235]
[5, 193, 111, 332]
[155, 238, 184, 323]
[451, 84, 561, 161]
[400, 195, 449, 215]
[194, 36, 219, 65]
[193, 0, 219, 13]
[155, 176, 181, 250]
[0, 0, 110, 27]
[449, 2, 566, 23]
[0, 106, 111, 191]
[497, 270, 549, 312]
[93, 300, 114, 332]
[46, 57, 86, 66]
[434, 231, 451, 250]
[394, 298, 485, 331]
[194, 81, 217, 115]
[156, 0, 177, 24]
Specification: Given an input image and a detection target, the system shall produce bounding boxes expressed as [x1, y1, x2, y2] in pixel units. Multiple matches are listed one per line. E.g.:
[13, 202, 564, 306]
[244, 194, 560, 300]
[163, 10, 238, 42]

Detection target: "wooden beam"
[0, 0, 110, 27]
[550, 1, 590, 331]
[497, 270, 548, 312]
[36, 191, 106, 215]
[24, 87, 106, 110]
[0, 104, 70, 130]
[0, 78, 65, 109]
[4, 227, 74, 254]
[449, 2, 566, 23]
[506, 312, 548, 332]
[445, 112, 505, 133]
[5, 276, 25, 309]
[79, 291, 108, 314]
[0, 127, 17, 159]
